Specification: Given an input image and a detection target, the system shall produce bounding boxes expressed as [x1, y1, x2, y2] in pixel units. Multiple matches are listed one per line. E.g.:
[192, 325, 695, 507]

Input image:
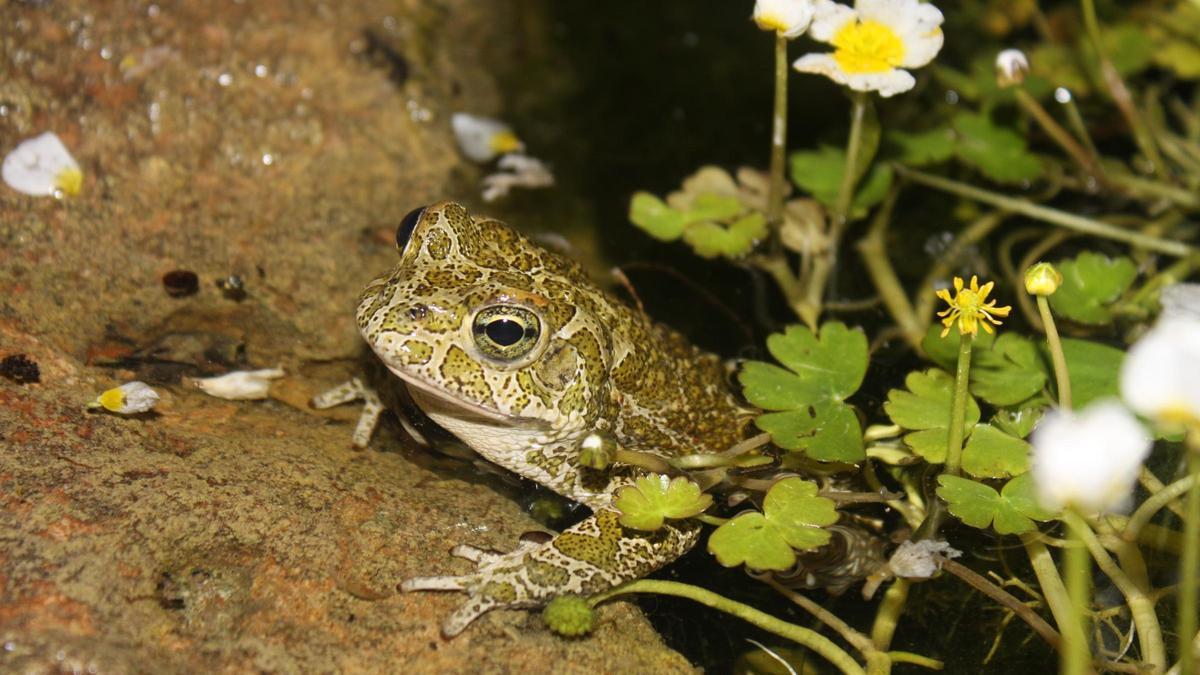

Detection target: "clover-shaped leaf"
[682, 211, 767, 259]
[1058, 338, 1124, 408]
[953, 112, 1043, 184]
[922, 328, 1045, 407]
[961, 423, 1031, 479]
[754, 400, 863, 462]
[936, 474, 1054, 535]
[884, 369, 980, 463]
[789, 146, 893, 219]
[707, 477, 837, 571]
[614, 474, 713, 531]
[629, 192, 687, 241]
[991, 407, 1044, 440]
[1048, 252, 1137, 325]
[739, 323, 868, 461]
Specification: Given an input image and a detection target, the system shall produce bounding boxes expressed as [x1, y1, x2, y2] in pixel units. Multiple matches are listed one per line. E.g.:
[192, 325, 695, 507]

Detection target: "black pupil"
[396, 206, 426, 250]
[485, 318, 525, 347]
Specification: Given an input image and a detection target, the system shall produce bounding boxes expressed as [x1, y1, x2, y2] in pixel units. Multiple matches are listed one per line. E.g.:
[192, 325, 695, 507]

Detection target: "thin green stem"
[857, 186, 922, 349]
[1123, 474, 1197, 544]
[870, 579, 910, 652]
[1178, 428, 1200, 675]
[944, 331, 974, 477]
[834, 92, 869, 227]
[1062, 512, 1093, 675]
[1015, 88, 1103, 181]
[1036, 295, 1072, 410]
[767, 33, 788, 232]
[1022, 533, 1086, 653]
[590, 579, 866, 675]
[894, 165, 1194, 257]
[1058, 91, 1102, 161]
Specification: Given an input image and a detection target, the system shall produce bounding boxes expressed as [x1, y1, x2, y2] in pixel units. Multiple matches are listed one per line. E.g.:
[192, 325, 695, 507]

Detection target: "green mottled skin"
[359, 201, 755, 636]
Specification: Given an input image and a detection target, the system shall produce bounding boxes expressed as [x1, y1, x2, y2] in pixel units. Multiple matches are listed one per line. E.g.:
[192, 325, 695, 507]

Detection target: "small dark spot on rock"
[0, 354, 40, 384]
[162, 270, 199, 298]
[216, 275, 246, 301]
[428, 641, 438, 650]
[361, 29, 410, 87]
[347, 613, 356, 623]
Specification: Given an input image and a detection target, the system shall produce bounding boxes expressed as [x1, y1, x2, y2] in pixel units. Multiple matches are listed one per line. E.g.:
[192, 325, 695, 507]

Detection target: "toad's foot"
[311, 378, 383, 448]
[402, 509, 700, 637]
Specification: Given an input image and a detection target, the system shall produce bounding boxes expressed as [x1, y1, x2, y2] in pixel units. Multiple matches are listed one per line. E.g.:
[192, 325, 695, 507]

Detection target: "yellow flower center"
[488, 130, 523, 155]
[831, 20, 905, 74]
[97, 387, 126, 412]
[55, 166, 83, 197]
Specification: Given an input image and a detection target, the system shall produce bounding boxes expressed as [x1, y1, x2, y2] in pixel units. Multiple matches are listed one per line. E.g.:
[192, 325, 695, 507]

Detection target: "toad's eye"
[396, 206, 426, 252]
[472, 305, 541, 361]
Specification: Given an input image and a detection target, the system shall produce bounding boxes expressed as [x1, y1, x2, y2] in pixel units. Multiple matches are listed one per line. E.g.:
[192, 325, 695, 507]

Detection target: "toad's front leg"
[403, 509, 700, 636]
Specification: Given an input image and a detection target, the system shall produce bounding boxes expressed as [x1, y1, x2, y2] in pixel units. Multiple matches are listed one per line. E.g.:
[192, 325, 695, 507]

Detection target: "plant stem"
[767, 33, 788, 233]
[870, 579, 910, 653]
[1178, 427, 1200, 675]
[1123, 474, 1198, 543]
[1036, 295, 1072, 409]
[940, 558, 1062, 649]
[1015, 88, 1104, 182]
[1022, 534, 1087, 654]
[894, 165, 1194, 257]
[857, 186, 923, 349]
[590, 579, 866, 675]
[1062, 511, 1093, 675]
[1057, 90, 1102, 160]
[914, 211, 1010, 327]
[1080, 0, 1166, 177]
[944, 330, 974, 477]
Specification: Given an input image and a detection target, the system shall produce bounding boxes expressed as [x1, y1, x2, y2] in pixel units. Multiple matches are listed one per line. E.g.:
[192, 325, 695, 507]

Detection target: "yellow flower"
[936, 276, 1012, 337]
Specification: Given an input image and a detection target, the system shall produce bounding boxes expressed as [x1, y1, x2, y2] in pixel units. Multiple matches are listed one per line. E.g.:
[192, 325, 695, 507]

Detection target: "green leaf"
[1058, 338, 1124, 408]
[953, 112, 1043, 184]
[1048, 252, 1137, 325]
[884, 369, 980, 431]
[886, 127, 956, 167]
[961, 423, 1030, 479]
[789, 147, 894, 218]
[903, 428, 956, 463]
[681, 192, 743, 224]
[740, 322, 868, 408]
[937, 474, 1055, 535]
[1149, 4, 1200, 79]
[681, 211, 766, 259]
[991, 407, 1044, 439]
[613, 474, 713, 531]
[707, 477, 836, 571]
[923, 327, 1045, 407]
[755, 401, 864, 462]
[971, 333, 1048, 406]
[629, 192, 686, 241]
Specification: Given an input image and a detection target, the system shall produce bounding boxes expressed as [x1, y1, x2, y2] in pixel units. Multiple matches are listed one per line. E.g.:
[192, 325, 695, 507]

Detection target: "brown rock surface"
[0, 1, 693, 672]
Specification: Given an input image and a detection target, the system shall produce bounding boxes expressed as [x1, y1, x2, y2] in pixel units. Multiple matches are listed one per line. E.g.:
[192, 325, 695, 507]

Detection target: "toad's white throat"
[383, 362, 547, 429]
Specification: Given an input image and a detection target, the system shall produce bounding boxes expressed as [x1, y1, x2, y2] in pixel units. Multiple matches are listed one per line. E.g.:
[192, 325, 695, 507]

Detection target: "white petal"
[3, 132, 82, 197]
[193, 367, 284, 400]
[1120, 317, 1200, 421]
[753, 0, 816, 38]
[793, 53, 915, 96]
[1159, 283, 1200, 321]
[1031, 401, 1151, 513]
[853, 0, 944, 68]
[807, 0, 856, 42]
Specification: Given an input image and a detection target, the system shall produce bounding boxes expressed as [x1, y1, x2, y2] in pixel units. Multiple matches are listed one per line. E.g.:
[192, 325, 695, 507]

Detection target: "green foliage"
[739, 323, 868, 461]
[1058, 338, 1125, 408]
[1148, 3, 1200, 79]
[924, 327, 1047, 407]
[952, 112, 1043, 184]
[627, 167, 767, 259]
[936, 474, 1055, 535]
[886, 128, 956, 167]
[884, 369, 980, 463]
[1048, 252, 1138, 325]
[961, 423, 1030, 479]
[789, 146, 893, 218]
[707, 478, 837, 571]
[991, 407, 1043, 439]
[613, 474, 713, 531]
[1030, 22, 1155, 96]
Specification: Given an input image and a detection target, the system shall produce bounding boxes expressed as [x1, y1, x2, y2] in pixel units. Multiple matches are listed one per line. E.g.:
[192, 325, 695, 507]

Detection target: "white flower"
[451, 113, 524, 163]
[89, 381, 160, 414]
[192, 367, 284, 400]
[793, 0, 944, 97]
[753, 0, 816, 39]
[1158, 283, 1200, 322]
[1121, 317, 1200, 424]
[480, 153, 555, 202]
[888, 539, 961, 579]
[3, 132, 83, 198]
[1031, 401, 1152, 513]
[995, 49, 1029, 87]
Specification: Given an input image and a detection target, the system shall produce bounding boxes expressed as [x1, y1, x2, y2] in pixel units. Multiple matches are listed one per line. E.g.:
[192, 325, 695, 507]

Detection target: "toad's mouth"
[381, 362, 549, 430]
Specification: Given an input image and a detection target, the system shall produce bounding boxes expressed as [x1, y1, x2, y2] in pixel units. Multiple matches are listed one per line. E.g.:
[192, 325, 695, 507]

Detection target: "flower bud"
[577, 433, 616, 470]
[995, 49, 1029, 88]
[542, 595, 596, 637]
[752, 0, 814, 39]
[1024, 262, 1062, 296]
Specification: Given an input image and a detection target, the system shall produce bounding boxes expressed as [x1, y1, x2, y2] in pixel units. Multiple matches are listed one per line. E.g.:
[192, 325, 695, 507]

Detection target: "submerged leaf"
[614, 474, 713, 531]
